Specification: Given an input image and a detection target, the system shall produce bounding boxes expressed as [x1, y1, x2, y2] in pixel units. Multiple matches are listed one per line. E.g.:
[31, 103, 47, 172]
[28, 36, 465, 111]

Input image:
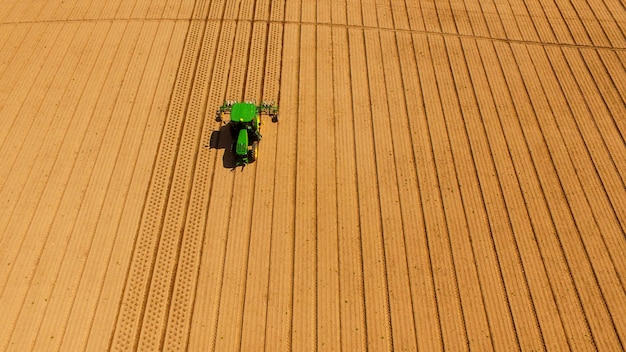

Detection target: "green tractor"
[215, 100, 279, 166]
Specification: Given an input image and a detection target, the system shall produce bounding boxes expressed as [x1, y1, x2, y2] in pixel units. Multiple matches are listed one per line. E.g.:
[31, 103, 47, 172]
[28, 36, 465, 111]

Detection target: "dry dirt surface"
[1, 0, 625, 350]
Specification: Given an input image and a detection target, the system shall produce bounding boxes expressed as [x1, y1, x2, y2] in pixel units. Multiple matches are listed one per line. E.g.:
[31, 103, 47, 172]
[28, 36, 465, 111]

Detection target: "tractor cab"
[229, 102, 261, 140]
[229, 103, 261, 165]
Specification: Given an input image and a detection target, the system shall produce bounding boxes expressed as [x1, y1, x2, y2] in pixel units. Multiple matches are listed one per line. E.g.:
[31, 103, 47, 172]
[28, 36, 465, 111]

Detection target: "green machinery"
[215, 100, 279, 166]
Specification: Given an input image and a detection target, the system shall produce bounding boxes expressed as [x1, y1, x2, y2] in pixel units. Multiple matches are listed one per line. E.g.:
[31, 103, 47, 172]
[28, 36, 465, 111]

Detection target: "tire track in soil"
[100, 0, 129, 21]
[315, 23, 341, 352]
[431, 0, 457, 34]
[386, 0, 409, 30]
[567, 0, 610, 47]
[0, 23, 62, 159]
[1, 20, 133, 351]
[0, 20, 142, 351]
[614, 50, 626, 96]
[527, 0, 569, 44]
[238, 19, 280, 352]
[5, 17, 626, 52]
[2, 20, 108, 349]
[293, 33, 312, 326]
[345, 0, 362, 26]
[78, 1, 107, 20]
[553, 50, 626, 346]
[350, 0, 392, 350]
[418, 0, 440, 33]
[554, 44, 626, 165]
[186, 24, 243, 350]
[413, 33, 472, 352]
[368, 30, 419, 351]
[55, 7, 188, 352]
[568, 48, 626, 180]
[59, 0, 89, 21]
[71, 0, 107, 21]
[579, 0, 624, 47]
[593, 50, 626, 231]
[0, 31, 77, 194]
[161, 18, 229, 351]
[486, 0, 523, 41]
[448, 0, 474, 35]
[211, 0, 261, 346]
[330, 0, 345, 25]
[514, 42, 611, 350]
[0, 21, 81, 294]
[263, 22, 298, 352]
[460, 0, 489, 36]
[474, 38, 554, 351]
[348, 27, 391, 351]
[1, 0, 48, 23]
[291, 23, 317, 351]
[427, 34, 497, 352]
[115, 0, 142, 21]
[264, 0, 284, 98]
[60, 21, 187, 352]
[51, 25, 156, 352]
[0, 0, 20, 23]
[183, 2, 241, 350]
[0, 24, 29, 104]
[542, 47, 626, 241]
[510, 0, 554, 43]
[548, 0, 593, 45]
[490, 40, 582, 351]
[512, 41, 626, 347]
[108, 0, 212, 350]
[147, 1, 224, 350]
[474, 0, 507, 40]
[499, 0, 539, 42]
[579, 50, 626, 162]
[0, 23, 93, 228]
[0, 24, 75, 231]
[235, 0, 278, 346]
[34, 20, 177, 351]
[444, 36, 521, 352]
[542, 45, 625, 350]
[2, 0, 624, 350]
[183, 31, 233, 352]
[237, 0, 282, 344]
[461, 37, 545, 351]
[331, 25, 367, 352]
[0, 21, 91, 348]
[0, 25, 78, 215]
[395, 32, 445, 352]
[537, 0, 580, 44]
[135, 0, 225, 349]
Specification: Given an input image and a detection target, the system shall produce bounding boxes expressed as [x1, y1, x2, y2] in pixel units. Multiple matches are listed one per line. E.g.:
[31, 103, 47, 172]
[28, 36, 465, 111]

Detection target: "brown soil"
[1, 0, 625, 350]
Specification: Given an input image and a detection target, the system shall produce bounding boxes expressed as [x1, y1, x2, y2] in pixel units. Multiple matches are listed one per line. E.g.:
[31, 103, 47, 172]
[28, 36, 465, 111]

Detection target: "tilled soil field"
[0, 0, 625, 350]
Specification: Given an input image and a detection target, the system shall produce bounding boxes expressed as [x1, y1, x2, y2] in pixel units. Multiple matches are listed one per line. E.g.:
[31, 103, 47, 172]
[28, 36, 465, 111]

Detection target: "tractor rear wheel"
[249, 141, 258, 162]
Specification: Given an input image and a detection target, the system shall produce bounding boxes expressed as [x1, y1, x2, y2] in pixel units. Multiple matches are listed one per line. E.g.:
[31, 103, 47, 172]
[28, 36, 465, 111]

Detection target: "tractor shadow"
[209, 123, 238, 169]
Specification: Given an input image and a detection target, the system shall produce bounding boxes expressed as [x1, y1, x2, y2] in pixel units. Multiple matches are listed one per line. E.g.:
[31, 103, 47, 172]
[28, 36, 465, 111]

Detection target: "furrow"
[108, 1, 210, 349]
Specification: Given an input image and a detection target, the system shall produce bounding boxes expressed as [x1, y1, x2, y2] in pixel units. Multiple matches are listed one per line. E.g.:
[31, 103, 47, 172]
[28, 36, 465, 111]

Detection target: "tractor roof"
[230, 102, 257, 123]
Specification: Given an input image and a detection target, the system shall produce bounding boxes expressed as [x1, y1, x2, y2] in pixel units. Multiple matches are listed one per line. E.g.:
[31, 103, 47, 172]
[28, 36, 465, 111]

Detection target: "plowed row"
[0, 0, 625, 350]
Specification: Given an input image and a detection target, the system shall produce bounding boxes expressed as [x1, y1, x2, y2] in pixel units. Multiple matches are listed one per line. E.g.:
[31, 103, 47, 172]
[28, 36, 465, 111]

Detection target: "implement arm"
[215, 100, 279, 123]
[215, 100, 236, 122]
[259, 101, 279, 122]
